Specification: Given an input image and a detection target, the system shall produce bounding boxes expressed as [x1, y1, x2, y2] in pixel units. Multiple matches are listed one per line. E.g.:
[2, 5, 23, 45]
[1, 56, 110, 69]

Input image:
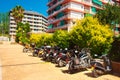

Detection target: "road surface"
[0, 41, 120, 80]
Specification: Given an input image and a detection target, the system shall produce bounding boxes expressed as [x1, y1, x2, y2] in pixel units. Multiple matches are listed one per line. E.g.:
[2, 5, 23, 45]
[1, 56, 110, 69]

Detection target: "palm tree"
[11, 5, 24, 42]
[11, 5, 24, 24]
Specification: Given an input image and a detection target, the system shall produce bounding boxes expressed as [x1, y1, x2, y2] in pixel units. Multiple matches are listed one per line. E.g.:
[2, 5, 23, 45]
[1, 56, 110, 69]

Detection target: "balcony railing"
[10, 25, 16, 27]
[47, 0, 55, 6]
[83, 0, 91, 4]
[54, 24, 69, 29]
[48, 14, 71, 25]
[84, 9, 90, 13]
[92, 3, 102, 9]
[72, 0, 91, 6]
[47, 23, 70, 32]
[9, 33, 16, 35]
[58, 23, 71, 29]
[48, 5, 70, 18]
[92, 0, 102, 6]
[47, 0, 64, 12]
[10, 29, 16, 31]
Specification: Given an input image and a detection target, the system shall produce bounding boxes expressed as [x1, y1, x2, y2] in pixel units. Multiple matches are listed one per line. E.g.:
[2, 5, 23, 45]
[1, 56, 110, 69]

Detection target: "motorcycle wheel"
[42, 53, 47, 60]
[58, 59, 65, 67]
[92, 69, 98, 78]
[29, 48, 32, 53]
[32, 52, 38, 57]
[38, 53, 42, 58]
[46, 56, 50, 62]
[32, 53, 35, 56]
[23, 48, 27, 53]
[68, 61, 74, 73]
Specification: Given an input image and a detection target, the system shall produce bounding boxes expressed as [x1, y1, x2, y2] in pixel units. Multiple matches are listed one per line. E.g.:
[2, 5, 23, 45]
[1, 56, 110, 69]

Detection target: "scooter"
[68, 48, 92, 73]
[32, 47, 41, 56]
[50, 49, 60, 63]
[56, 48, 70, 67]
[57, 51, 71, 67]
[91, 54, 112, 77]
[32, 47, 44, 57]
[23, 46, 32, 53]
[42, 46, 51, 61]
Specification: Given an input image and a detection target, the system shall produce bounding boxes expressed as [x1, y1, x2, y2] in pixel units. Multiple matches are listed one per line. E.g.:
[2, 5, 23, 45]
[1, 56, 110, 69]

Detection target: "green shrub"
[30, 33, 54, 47]
[69, 17, 114, 56]
[53, 30, 69, 49]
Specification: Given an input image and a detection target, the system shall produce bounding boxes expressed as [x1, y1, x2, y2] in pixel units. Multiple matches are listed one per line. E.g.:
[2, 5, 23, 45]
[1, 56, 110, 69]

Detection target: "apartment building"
[46, 0, 114, 33]
[9, 11, 48, 37]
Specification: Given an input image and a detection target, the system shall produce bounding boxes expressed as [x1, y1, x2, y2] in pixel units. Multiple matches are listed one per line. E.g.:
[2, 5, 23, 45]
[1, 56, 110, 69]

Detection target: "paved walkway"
[0, 41, 120, 80]
[0, 60, 2, 80]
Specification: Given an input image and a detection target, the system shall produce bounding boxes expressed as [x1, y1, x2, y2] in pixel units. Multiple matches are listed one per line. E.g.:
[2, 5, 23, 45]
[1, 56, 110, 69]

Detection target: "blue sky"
[0, 0, 48, 17]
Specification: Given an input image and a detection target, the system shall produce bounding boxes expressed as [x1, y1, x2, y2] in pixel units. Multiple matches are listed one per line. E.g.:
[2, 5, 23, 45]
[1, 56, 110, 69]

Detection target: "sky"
[0, 0, 48, 17]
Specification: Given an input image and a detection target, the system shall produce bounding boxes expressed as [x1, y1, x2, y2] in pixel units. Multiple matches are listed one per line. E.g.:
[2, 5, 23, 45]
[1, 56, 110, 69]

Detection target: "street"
[0, 41, 120, 80]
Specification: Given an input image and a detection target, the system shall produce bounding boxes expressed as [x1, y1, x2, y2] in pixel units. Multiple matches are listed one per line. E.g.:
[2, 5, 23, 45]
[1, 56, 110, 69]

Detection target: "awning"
[48, 24, 53, 29]
[92, 0, 102, 6]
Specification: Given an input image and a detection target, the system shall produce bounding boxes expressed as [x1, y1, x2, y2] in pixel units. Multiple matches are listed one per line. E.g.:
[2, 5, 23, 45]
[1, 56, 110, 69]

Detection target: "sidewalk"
[0, 60, 2, 80]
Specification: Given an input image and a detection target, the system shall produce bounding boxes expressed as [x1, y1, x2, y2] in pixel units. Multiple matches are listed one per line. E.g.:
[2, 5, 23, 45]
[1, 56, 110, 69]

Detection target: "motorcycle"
[68, 48, 92, 73]
[51, 48, 63, 64]
[46, 48, 55, 62]
[32, 47, 44, 57]
[23, 45, 32, 53]
[38, 49, 44, 57]
[91, 54, 112, 77]
[50, 49, 60, 63]
[57, 51, 72, 67]
[42, 45, 52, 61]
[56, 48, 71, 67]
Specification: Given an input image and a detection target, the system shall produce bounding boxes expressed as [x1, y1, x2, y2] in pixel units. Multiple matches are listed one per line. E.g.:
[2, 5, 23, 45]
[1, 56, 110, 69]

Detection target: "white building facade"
[9, 11, 48, 37]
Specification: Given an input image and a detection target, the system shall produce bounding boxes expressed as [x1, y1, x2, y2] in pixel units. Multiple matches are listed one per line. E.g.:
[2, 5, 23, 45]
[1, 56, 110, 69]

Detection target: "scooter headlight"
[75, 50, 78, 53]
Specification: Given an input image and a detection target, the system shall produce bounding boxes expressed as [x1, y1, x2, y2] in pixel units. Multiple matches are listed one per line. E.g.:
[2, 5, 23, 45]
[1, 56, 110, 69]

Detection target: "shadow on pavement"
[84, 71, 120, 78]
[0, 62, 40, 67]
[84, 72, 95, 78]
[61, 69, 86, 74]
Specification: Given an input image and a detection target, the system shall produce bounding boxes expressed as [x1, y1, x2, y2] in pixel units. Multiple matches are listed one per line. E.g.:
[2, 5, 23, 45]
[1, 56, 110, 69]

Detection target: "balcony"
[83, 0, 91, 4]
[48, 5, 70, 19]
[10, 25, 16, 27]
[47, 0, 64, 12]
[71, 0, 91, 6]
[84, 9, 90, 13]
[46, 24, 70, 32]
[92, 3, 102, 9]
[10, 28, 16, 31]
[92, 0, 102, 6]
[10, 17, 14, 19]
[54, 24, 70, 29]
[9, 33, 16, 35]
[48, 14, 71, 25]
[10, 20, 16, 23]
[47, 0, 55, 6]
[100, 0, 108, 4]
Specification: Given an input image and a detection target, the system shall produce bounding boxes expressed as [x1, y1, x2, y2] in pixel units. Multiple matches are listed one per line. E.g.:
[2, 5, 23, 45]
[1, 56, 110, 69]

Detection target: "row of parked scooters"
[30, 45, 112, 77]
